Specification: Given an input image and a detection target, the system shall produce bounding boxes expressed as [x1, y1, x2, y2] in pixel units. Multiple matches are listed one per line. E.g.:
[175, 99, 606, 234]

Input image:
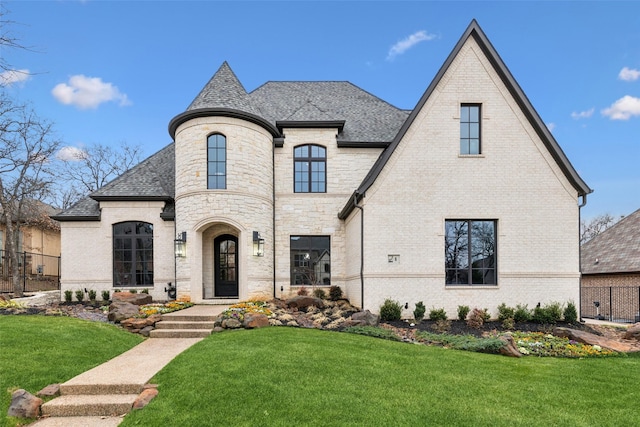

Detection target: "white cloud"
[619, 67, 640, 82]
[51, 75, 131, 109]
[601, 95, 640, 120]
[386, 30, 437, 61]
[570, 108, 594, 120]
[56, 146, 88, 161]
[0, 69, 30, 86]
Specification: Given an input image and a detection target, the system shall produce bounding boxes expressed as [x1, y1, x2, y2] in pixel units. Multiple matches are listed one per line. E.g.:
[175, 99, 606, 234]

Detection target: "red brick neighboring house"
[581, 208, 640, 321]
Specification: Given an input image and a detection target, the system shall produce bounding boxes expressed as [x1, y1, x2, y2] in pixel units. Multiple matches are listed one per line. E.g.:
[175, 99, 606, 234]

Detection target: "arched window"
[113, 221, 153, 287]
[207, 134, 226, 189]
[294, 144, 326, 193]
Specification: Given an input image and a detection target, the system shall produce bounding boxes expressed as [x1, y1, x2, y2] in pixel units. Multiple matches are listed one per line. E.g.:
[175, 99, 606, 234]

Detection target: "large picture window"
[460, 104, 481, 155]
[445, 220, 496, 285]
[294, 144, 326, 193]
[290, 236, 330, 286]
[207, 133, 227, 189]
[113, 221, 154, 287]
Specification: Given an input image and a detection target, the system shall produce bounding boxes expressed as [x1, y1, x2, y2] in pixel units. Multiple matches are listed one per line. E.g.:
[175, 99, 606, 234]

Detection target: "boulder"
[286, 296, 324, 311]
[623, 323, 640, 341]
[108, 301, 140, 323]
[222, 318, 242, 329]
[112, 292, 152, 306]
[243, 313, 270, 329]
[7, 389, 42, 418]
[351, 310, 379, 326]
[498, 333, 522, 357]
[140, 326, 154, 337]
[37, 384, 60, 397]
[133, 387, 158, 410]
[553, 327, 636, 353]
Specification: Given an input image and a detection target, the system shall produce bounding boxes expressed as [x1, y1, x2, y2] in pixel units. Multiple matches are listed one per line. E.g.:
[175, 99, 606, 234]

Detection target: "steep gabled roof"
[581, 209, 640, 275]
[52, 143, 175, 222]
[339, 19, 592, 219]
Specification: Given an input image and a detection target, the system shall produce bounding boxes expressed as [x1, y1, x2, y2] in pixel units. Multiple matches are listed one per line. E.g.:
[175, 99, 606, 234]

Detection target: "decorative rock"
[286, 296, 324, 311]
[553, 327, 636, 353]
[243, 313, 270, 329]
[107, 301, 140, 323]
[498, 333, 522, 357]
[212, 326, 225, 332]
[351, 310, 379, 326]
[623, 323, 640, 341]
[121, 318, 149, 330]
[140, 326, 154, 337]
[133, 387, 158, 409]
[7, 389, 42, 418]
[222, 318, 242, 329]
[37, 384, 60, 397]
[112, 292, 152, 306]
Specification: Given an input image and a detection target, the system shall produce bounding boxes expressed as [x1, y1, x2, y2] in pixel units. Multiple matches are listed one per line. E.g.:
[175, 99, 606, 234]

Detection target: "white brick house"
[53, 21, 591, 317]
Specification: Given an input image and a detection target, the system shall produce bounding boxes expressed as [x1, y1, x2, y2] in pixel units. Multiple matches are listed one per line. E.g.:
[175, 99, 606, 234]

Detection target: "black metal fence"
[0, 250, 60, 294]
[581, 286, 640, 324]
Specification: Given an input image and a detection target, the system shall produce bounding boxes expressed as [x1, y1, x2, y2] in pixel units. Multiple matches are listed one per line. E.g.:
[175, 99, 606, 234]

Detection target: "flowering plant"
[220, 300, 272, 322]
[512, 332, 620, 358]
[138, 301, 194, 318]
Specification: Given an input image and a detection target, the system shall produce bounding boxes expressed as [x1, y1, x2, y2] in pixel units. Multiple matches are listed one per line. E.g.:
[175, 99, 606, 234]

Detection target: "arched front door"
[214, 234, 238, 297]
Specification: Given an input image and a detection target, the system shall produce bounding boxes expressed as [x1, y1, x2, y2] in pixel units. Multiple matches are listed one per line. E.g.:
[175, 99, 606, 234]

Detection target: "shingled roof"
[581, 209, 640, 275]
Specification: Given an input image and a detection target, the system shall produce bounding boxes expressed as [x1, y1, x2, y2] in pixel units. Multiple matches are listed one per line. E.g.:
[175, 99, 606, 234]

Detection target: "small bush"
[344, 326, 401, 341]
[457, 305, 470, 321]
[417, 331, 505, 354]
[130, 289, 138, 294]
[481, 308, 491, 322]
[514, 304, 531, 323]
[466, 308, 485, 329]
[413, 301, 426, 322]
[532, 302, 562, 324]
[329, 285, 343, 301]
[429, 308, 447, 321]
[75, 290, 84, 302]
[297, 286, 308, 296]
[88, 289, 97, 301]
[313, 288, 326, 299]
[432, 319, 451, 333]
[502, 317, 515, 330]
[102, 290, 110, 302]
[379, 298, 402, 321]
[142, 288, 149, 294]
[563, 301, 578, 323]
[497, 303, 515, 321]
[64, 290, 73, 303]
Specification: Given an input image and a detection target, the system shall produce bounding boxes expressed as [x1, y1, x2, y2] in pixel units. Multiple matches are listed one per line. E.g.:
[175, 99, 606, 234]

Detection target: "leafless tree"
[580, 213, 621, 244]
[0, 94, 62, 296]
[54, 142, 143, 208]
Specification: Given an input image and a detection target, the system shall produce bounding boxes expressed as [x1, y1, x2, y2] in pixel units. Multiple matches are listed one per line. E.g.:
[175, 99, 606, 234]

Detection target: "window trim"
[207, 133, 227, 190]
[293, 144, 327, 193]
[445, 219, 497, 286]
[460, 104, 481, 155]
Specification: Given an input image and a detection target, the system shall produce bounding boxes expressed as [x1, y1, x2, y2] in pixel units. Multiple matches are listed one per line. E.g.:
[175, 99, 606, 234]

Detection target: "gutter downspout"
[578, 193, 588, 322]
[353, 193, 364, 310]
[272, 139, 277, 299]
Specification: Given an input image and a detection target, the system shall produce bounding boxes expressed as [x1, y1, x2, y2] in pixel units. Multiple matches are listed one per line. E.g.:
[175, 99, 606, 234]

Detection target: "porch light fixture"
[174, 231, 187, 258]
[253, 231, 265, 257]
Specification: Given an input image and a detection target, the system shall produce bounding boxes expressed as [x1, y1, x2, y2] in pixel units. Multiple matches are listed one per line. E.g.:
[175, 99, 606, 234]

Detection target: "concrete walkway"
[32, 305, 229, 427]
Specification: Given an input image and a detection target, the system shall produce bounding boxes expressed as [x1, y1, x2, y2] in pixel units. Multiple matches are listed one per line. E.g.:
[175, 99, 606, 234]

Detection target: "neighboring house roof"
[52, 143, 175, 222]
[339, 19, 592, 219]
[0, 199, 61, 230]
[581, 208, 640, 275]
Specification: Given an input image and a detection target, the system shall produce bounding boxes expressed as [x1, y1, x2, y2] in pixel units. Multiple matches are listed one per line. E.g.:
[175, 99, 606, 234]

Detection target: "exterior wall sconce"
[253, 231, 265, 257]
[174, 231, 187, 258]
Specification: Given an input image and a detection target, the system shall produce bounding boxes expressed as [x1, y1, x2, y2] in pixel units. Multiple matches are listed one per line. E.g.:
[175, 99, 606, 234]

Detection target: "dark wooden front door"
[214, 234, 238, 297]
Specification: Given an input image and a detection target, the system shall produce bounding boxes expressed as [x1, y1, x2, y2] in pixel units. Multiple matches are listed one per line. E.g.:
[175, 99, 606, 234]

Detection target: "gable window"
[290, 236, 330, 286]
[460, 104, 481, 155]
[294, 145, 326, 193]
[445, 220, 496, 285]
[113, 221, 154, 287]
[207, 133, 226, 189]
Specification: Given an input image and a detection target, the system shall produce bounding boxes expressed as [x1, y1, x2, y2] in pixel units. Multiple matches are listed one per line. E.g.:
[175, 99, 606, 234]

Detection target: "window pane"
[460, 140, 469, 155]
[469, 106, 479, 122]
[460, 123, 469, 138]
[469, 140, 479, 155]
[460, 106, 469, 122]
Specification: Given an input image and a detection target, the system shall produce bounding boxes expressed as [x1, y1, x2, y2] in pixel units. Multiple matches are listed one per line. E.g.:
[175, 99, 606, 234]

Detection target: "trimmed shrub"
[313, 288, 327, 299]
[379, 299, 402, 321]
[102, 290, 110, 302]
[514, 304, 531, 323]
[328, 285, 343, 301]
[88, 289, 97, 301]
[457, 305, 470, 321]
[75, 290, 84, 302]
[532, 302, 562, 324]
[413, 301, 426, 322]
[130, 289, 138, 294]
[466, 308, 485, 329]
[64, 290, 73, 303]
[142, 288, 149, 294]
[497, 303, 515, 321]
[563, 301, 578, 323]
[429, 308, 447, 321]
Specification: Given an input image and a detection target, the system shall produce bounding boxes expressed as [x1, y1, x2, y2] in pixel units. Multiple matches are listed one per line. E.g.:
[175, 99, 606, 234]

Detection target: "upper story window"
[460, 104, 481, 155]
[294, 144, 326, 193]
[445, 219, 496, 286]
[207, 134, 226, 189]
[113, 221, 154, 287]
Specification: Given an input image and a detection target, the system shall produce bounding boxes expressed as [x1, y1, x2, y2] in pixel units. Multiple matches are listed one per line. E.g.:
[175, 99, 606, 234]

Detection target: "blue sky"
[2, 1, 639, 221]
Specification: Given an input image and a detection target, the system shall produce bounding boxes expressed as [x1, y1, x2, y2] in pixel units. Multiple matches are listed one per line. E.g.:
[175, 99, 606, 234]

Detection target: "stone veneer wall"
[344, 36, 581, 317]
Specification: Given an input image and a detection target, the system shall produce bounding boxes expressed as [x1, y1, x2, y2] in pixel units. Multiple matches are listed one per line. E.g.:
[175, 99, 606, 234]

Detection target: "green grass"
[0, 315, 143, 427]
[121, 327, 640, 426]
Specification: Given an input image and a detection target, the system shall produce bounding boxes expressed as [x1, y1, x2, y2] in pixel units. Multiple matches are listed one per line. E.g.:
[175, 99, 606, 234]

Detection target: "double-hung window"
[460, 104, 481, 155]
[294, 145, 326, 193]
[445, 220, 496, 285]
[207, 134, 226, 189]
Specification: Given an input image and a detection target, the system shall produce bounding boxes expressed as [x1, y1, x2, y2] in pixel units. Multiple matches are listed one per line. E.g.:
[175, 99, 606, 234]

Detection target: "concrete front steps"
[149, 305, 227, 338]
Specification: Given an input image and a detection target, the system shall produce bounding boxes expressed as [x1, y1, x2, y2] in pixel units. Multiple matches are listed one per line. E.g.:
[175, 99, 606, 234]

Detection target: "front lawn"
[0, 316, 143, 427]
[121, 327, 640, 426]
